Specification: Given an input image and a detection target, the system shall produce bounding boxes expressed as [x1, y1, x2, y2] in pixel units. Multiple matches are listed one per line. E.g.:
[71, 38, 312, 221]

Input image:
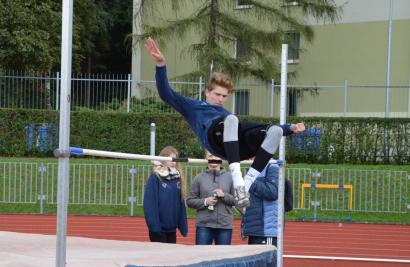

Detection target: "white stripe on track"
[284, 254, 410, 263]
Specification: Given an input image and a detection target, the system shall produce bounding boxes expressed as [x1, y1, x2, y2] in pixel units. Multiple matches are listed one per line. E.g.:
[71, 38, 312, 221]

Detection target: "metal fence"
[1, 70, 409, 118]
[0, 70, 202, 114]
[290, 168, 410, 214]
[1, 161, 408, 216]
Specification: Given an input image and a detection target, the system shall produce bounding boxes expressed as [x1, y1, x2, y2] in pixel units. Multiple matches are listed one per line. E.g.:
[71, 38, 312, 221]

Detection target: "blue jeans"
[195, 226, 232, 245]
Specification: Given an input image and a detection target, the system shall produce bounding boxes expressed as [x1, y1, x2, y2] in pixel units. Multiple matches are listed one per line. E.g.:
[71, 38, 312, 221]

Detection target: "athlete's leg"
[223, 114, 249, 208]
[223, 115, 242, 186]
[244, 125, 283, 191]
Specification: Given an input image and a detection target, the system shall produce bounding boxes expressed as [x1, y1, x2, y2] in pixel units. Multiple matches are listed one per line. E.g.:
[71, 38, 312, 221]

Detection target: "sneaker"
[234, 185, 249, 208]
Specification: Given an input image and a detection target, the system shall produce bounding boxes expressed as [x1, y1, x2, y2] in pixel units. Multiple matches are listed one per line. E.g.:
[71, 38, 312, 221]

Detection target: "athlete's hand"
[291, 123, 305, 133]
[145, 37, 166, 66]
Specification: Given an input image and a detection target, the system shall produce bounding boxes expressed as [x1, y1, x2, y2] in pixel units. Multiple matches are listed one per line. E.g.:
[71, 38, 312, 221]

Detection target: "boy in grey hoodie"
[187, 151, 237, 245]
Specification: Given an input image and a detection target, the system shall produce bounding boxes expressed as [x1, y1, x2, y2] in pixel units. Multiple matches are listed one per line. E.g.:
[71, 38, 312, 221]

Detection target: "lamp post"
[384, 0, 394, 163]
[385, 0, 393, 118]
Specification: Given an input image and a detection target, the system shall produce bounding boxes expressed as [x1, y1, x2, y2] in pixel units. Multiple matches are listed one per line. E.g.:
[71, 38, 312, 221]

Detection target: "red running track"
[0, 214, 409, 267]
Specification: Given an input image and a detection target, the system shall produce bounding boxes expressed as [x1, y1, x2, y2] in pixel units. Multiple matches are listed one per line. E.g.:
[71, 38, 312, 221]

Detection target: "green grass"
[3, 157, 409, 170]
[290, 163, 410, 172]
[4, 157, 410, 172]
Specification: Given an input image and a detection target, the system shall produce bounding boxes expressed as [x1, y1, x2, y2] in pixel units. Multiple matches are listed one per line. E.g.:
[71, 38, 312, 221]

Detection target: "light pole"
[385, 0, 393, 118]
[383, 0, 394, 163]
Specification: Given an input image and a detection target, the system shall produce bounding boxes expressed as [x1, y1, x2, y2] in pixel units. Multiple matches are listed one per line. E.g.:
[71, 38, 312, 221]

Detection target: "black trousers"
[207, 117, 270, 160]
[248, 236, 277, 247]
[149, 231, 177, 244]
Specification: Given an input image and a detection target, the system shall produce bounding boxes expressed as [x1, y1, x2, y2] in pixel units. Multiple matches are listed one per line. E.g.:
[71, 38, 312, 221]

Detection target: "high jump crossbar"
[54, 147, 283, 165]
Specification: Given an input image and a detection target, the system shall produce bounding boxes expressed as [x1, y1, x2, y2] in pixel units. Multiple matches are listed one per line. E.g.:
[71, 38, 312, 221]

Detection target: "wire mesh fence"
[1, 70, 409, 118]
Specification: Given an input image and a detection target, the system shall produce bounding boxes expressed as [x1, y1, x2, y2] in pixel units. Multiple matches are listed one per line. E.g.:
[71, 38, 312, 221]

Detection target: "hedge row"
[0, 109, 409, 164]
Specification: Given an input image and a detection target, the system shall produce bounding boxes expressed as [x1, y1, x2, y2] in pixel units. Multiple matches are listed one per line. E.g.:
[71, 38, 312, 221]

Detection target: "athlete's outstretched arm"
[145, 37, 196, 116]
[145, 37, 166, 67]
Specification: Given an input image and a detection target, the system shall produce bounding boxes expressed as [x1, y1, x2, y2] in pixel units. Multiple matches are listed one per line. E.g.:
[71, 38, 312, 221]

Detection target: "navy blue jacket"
[155, 66, 293, 159]
[243, 164, 279, 237]
[156, 66, 230, 157]
[143, 173, 188, 236]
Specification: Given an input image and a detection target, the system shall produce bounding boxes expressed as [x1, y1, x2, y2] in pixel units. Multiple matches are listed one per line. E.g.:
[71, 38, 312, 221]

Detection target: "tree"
[136, 0, 340, 81]
[0, 0, 103, 73]
[0, 1, 60, 72]
[84, 0, 133, 73]
[0, 0, 109, 110]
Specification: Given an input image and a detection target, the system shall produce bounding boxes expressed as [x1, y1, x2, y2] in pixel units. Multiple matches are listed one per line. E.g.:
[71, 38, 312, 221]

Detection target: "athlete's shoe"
[234, 185, 249, 209]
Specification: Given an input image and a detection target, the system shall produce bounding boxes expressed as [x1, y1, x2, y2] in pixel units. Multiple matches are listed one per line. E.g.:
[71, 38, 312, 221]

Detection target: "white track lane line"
[284, 254, 410, 263]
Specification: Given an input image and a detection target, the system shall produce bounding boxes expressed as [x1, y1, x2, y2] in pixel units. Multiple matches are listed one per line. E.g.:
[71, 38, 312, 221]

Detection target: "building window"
[282, 0, 300, 6]
[235, 0, 253, 9]
[285, 32, 300, 63]
[288, 90, 297, 116]
[235, 90, 249, 115]
[235, 38, 251, 63]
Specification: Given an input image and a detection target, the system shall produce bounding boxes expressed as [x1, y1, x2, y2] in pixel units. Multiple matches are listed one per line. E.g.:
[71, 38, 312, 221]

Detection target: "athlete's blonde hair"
[158, 146, 186, 199]
[205, 72, 234, 94]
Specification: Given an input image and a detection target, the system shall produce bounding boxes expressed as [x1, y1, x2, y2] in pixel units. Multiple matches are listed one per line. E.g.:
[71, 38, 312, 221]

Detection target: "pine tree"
[136, 0, 340, 81]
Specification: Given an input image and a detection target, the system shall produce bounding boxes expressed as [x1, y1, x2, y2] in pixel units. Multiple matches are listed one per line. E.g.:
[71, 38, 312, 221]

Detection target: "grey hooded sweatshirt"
[186, 168, 236, 229]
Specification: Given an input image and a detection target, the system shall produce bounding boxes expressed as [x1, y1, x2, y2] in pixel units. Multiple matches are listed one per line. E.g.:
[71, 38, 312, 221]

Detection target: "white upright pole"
[150, 123, 156, 156]
[56, 0, 73, 266]
[277, 44, 288, 267]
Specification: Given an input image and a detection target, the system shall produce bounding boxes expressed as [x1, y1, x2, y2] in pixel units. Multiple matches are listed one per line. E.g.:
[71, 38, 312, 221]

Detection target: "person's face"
[205, 85, 229, 106]
[162, 152, 177, 168]
[207, 154, 221, 170]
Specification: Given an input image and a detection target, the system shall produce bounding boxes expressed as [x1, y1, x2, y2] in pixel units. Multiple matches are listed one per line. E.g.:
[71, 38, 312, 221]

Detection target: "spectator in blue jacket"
[242, 164, 280, 246]
[143, 146, 188, 243]
[145, 37, 305, 211]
